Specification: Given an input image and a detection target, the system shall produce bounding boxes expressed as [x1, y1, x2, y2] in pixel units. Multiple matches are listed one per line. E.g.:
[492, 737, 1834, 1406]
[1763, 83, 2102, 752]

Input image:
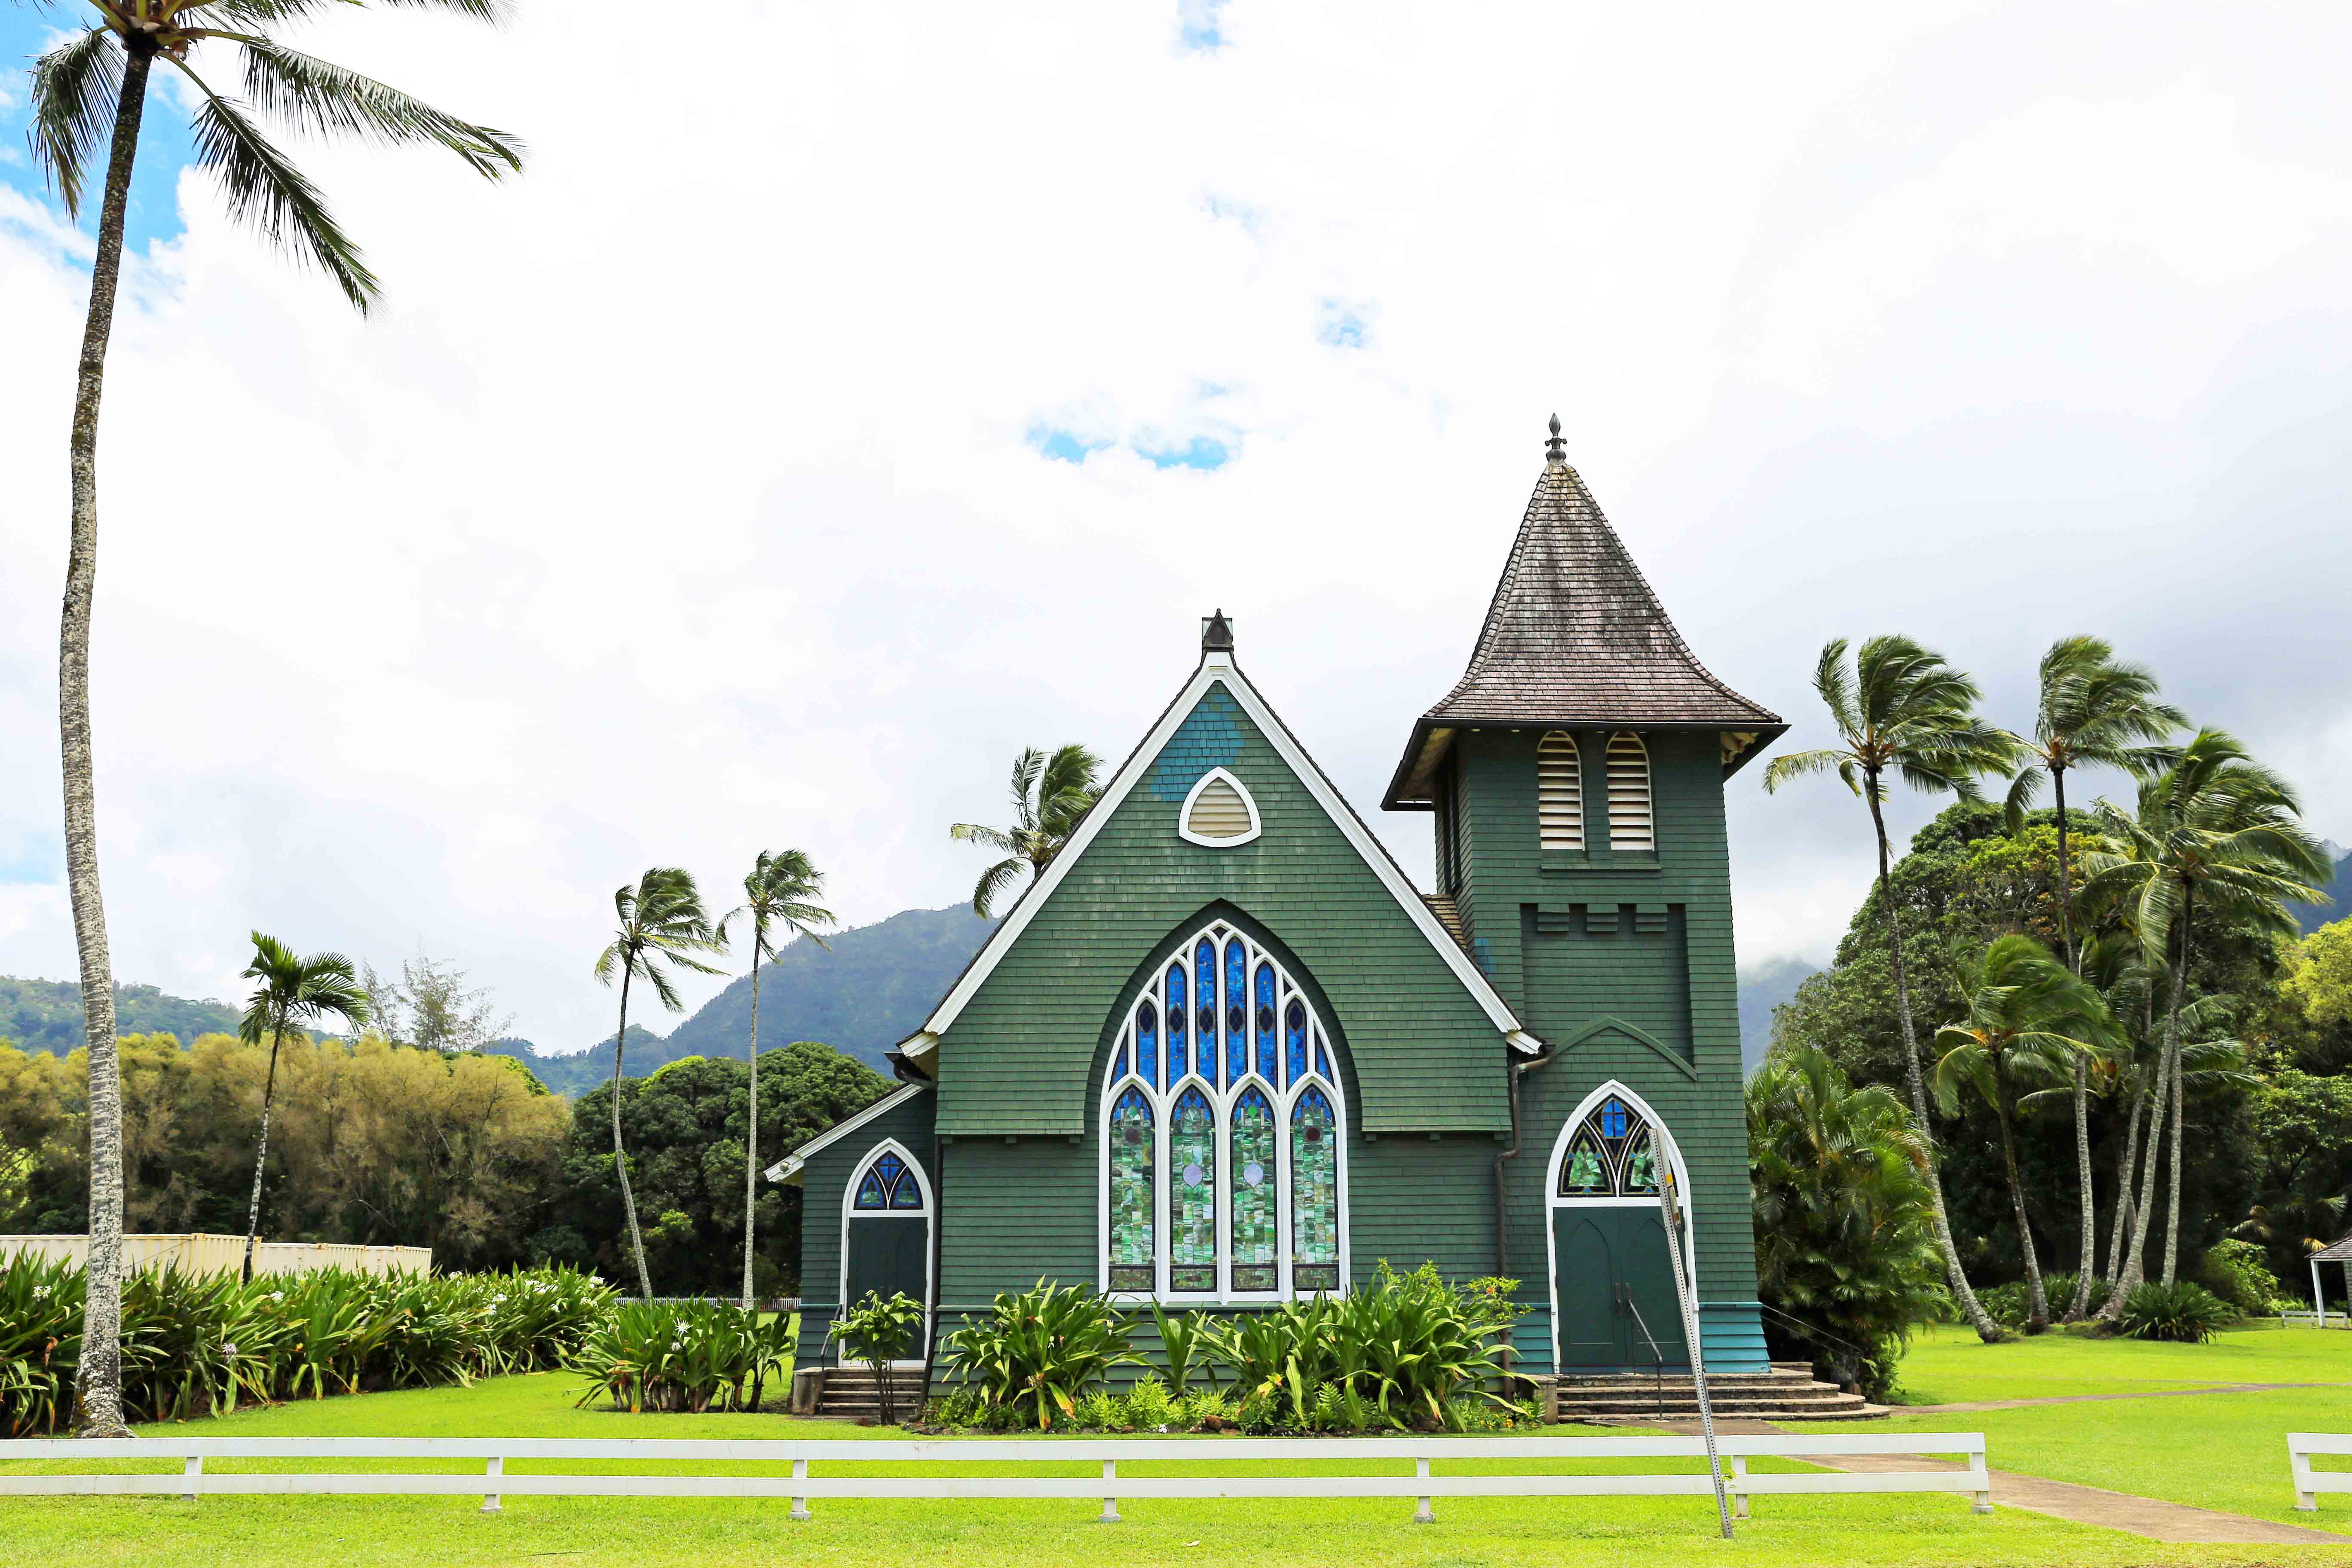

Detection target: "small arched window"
[1099, 920, 1348, 1299]
[1537, 732, 1584, 851]
[853, 1148, 926, 1210]
[1557, 1093, 1662, 1198]
[1605, 732, 1654, 851]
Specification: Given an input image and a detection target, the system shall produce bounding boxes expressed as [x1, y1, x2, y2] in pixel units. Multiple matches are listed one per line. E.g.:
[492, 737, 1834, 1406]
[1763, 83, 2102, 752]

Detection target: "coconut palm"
[2003, 637, 2183, 1318]
[22, 0, 522, 1437]
[2079, 730, 2328, 1302]
[235, 933, 369, 1284]
[1933, 935, 2118, 1331]
[1763, 635, 2018, 1342]
[717, 849, 835, 1308]
[594, 868, 725, 1299]
[950, 744, 1101, 918]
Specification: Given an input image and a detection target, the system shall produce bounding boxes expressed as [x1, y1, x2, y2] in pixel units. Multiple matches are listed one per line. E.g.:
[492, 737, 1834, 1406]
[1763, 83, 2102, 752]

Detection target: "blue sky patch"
[1177, 0, 1228, 52]
[1135, 435, 1231, 471]
[1317, 300, 1370, 349]
[1, 14, 198, 257]
[1027, 425, 1115, 464]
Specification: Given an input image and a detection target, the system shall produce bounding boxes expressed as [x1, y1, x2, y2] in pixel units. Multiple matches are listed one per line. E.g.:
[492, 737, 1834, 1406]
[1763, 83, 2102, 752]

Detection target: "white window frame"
[1537, 732, 1585, 851]
[838, 1136, 934, 1364]
[1096, 920, 1349, 1305]
[1540, 1080, 1695, 1375]
[1177, 766, 1263, 847]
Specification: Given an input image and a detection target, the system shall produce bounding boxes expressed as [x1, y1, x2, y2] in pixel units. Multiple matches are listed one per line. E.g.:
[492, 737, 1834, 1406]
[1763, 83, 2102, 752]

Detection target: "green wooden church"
[772, 421, 1787, 1386]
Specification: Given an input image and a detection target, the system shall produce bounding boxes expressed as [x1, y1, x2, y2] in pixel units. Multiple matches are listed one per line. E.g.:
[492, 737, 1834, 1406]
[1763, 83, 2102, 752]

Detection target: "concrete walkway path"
[1652, 1418, 2351, 1545]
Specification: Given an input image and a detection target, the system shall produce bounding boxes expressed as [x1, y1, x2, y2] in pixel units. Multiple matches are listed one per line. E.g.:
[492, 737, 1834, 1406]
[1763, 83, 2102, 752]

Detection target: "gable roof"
[901, 644, 1541, 1064]
[764, 1081, 930, 1186]
[1384, 447, 1785, 808]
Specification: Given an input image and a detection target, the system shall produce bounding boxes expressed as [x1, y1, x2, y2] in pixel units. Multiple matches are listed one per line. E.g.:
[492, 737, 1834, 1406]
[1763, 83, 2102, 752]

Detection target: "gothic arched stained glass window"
[1229, 1088, 1277, 1290]
[854, 1149, 921, 1211]
[1557, 1094, 1669, 1198]
[1100, 921, 1348, 1298]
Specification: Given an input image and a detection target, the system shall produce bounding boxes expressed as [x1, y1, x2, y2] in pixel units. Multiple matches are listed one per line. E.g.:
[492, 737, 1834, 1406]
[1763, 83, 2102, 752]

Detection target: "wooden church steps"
[809, 1366, 931, 1422]
[1548, 1364, 1886, 1423]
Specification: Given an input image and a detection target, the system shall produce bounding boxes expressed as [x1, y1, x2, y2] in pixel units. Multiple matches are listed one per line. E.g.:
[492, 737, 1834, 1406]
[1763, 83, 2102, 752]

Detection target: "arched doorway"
[841, 1139, 932, 1355]
[1545, 1082, 1694, 1371]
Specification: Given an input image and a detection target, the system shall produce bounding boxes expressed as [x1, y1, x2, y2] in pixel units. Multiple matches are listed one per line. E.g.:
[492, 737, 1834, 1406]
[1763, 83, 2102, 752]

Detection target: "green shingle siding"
[936, 684, 1508, 1137]
[796, 1087, 937, 1332]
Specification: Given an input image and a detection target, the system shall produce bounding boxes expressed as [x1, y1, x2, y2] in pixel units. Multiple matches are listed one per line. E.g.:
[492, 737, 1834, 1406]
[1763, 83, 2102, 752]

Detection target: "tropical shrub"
[940, 1280, 1137, 1430]
[566, 1298, 794, 1413]
[2198, 1240, 2281, 1315]
[837, 1289, 926, 1423]
[0, 1256, 615, 1435]
[1749, 1043, 1949, 1399]
[2116, 1281, 2236, 1343]
[1147, 1302, 1216, 1395]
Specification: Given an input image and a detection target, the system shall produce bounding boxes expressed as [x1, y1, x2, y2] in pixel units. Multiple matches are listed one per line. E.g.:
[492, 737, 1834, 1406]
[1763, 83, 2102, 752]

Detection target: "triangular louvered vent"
[1187, 776, 1253, 839]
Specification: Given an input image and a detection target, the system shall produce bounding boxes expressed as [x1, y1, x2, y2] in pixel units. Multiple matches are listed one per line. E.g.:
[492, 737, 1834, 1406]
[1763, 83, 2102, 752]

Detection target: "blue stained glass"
[1315, 1029, 1332, 1081]
[1225, 940, 1248, 1085]
[1135, 1001, 1158, 1086]
[1254, 964, 1277, 1081]
[1195, 940, 1218, 1082]
[876, 1152, 905, 1187]
[891, 1166, 923, 1208]
[1166, 965, 1188, 1081]
[1112, 1040, 1128, 1083]
[1285, 1000, 1308, 1084]
[1600, 1098, 1629, 1139]
[854, 1168, 886, 1209]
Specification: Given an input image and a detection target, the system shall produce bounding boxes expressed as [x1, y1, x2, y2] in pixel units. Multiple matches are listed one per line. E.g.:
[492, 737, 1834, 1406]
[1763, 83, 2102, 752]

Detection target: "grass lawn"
[1, 1323, 2346, 1566]
[1817, 1319, 2352, 1532]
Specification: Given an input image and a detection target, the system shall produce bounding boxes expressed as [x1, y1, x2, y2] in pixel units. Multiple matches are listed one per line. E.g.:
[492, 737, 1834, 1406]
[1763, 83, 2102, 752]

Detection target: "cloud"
[2, 0, 2349, 1049]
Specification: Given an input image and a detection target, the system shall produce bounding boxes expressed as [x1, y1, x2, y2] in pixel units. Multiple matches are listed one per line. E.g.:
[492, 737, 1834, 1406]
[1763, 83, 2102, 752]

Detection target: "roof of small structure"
[1384, 429, 1784, 808]
[2314, 1234, 2352, 1263]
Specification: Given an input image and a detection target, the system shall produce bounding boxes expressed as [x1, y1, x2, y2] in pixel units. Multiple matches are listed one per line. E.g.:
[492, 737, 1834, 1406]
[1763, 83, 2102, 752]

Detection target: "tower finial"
[1545, 412, 1566, 465]
[1201, 607, 1235, 653]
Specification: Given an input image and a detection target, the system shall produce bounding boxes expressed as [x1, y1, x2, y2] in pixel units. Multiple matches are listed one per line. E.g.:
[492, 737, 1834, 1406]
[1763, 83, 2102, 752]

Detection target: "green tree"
[718, 849, 835, 1307]
[594, 869, 724, 1298]
[2003, 637, 2183, 1318]
[949, 744, 1101, 917]
[2283, 920, 2352, 1029]
[1748, 1041, 1947, 1400]
[234, 934, 368, 1283]
[2234, 1069, 2352, 1287]
[2080, 730, 2330, 1301]
[1763, 635, 2017, 1341]
[1932, 935, 2117, 1330]
[21, 0, 521, 1437]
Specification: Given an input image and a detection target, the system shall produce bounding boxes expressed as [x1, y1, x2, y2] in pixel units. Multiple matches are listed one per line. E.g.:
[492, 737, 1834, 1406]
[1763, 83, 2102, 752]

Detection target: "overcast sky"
[3, 1, 2346, 1051]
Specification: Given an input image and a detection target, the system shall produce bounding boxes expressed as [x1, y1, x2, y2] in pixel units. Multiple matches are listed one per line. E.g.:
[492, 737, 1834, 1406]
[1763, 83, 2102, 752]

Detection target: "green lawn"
[1, 1324, 2347, 1566]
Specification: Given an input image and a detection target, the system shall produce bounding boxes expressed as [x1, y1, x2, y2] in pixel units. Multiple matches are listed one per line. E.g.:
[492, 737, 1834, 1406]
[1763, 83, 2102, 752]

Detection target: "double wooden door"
[1551, 1206, 1687, 1369]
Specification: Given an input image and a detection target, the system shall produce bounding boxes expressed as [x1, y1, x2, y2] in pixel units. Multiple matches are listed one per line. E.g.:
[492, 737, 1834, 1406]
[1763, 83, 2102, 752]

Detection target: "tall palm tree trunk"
[239, 1019, 288, 1284]
[2103, 1061, 2150, 1294]
[1994, 1071, 2049, 1329]
[64, 41, 156, 1443]
[2104, 920, 2184, 1319]
[610, 971, 654, 1299]
[742, 945, 763, 1308]
[2052, 771, 2098, 1321]
[2162, 885, 2193, 1286]
[1868, 788, 2000, 1341]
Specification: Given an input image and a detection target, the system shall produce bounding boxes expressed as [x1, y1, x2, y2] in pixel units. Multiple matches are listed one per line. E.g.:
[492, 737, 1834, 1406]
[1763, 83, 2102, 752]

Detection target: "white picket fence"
[0, 1433, 1992, 1522]
[2290, 1433, 2352, 1511]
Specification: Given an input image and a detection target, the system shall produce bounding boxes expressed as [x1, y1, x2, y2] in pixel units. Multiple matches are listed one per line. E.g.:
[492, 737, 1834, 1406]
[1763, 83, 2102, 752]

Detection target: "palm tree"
[2079, 730, 2328, 1303]
[950, 744, 1101, 918]
[1932, 935, 2117, 1331]
[594, 868, 725, 1299]
[2004, 636, 2182, 1318]
[235, 933, 368, 1284]
[1763, 635, 2017, 1342]
[22, 0, 521, 1438]
[718, 849, 835, 1308]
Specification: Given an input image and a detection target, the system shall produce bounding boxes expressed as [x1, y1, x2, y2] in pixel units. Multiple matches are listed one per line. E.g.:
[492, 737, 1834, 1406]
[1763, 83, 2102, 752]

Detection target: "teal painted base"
[1697, 1300, 1769, 1373]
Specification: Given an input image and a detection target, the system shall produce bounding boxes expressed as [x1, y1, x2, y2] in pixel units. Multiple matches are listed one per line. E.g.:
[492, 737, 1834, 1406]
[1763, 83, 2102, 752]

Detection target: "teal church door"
[1551, 1208, 1687, 1369]
[845, 1215, 928, 1309]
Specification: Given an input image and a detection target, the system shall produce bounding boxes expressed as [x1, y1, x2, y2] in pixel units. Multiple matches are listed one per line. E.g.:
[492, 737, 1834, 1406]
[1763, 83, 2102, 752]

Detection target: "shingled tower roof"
[1383, 421, 1784, 808]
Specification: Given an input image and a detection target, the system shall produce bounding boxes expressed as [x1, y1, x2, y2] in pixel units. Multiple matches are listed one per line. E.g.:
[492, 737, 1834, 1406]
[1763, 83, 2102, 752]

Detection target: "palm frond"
[238, 40, 524, 177]
[1761, 747, 1851, 796]
[177, 61, 379, 310]
[971, 857, 1023, 920]
[949, 822, 1020, 854]
[27, 26, 122, 220]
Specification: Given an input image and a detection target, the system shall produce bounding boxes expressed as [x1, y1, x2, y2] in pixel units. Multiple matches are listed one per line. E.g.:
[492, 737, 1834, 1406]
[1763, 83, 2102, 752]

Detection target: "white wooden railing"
[2291, 1433, 2352, 1511]
[0, 1433, 1992, 1522]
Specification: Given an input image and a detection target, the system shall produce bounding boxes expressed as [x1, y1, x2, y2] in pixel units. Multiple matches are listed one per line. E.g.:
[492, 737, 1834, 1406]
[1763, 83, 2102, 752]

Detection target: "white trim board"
[904, 649, 1536, 1057]
[765, 1082, 931, 1185]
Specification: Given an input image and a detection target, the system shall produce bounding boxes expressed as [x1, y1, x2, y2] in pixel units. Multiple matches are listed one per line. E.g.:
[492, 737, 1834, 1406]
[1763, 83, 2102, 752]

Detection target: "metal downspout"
[1491, 1040, 1556, 1278]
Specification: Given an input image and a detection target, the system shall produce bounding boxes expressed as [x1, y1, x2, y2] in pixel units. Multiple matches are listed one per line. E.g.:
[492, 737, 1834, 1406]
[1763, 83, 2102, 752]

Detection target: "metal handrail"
[1622, 1291, 1668, 1417]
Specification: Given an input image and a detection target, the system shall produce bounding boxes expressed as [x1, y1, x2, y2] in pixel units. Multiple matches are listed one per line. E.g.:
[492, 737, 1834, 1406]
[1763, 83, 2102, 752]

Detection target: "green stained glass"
[1231, 1090, 1276, 1286]
[1109, 1087, 1154, 1288]
[1170, 1087, 1217, 1287]
[1623, 1131, 1659, 1194]
[1561, 1133, 1610, 1195]
[1290, 1087, 1338, 1277]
